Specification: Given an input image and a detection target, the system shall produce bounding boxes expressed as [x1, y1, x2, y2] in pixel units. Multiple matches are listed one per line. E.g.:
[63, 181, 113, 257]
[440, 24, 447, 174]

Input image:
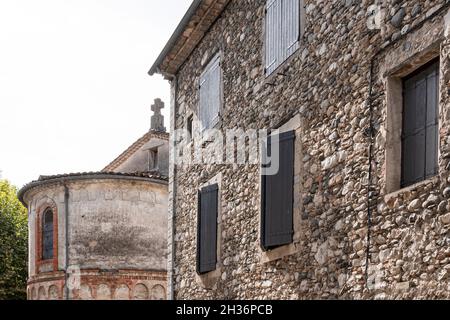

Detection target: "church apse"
[19, 98, 170, 300]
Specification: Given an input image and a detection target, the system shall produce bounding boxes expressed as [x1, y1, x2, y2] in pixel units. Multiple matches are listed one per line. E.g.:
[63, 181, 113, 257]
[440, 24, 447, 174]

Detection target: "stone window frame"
[184, 110, 196, 147]
[194, 173, 223, 289]
[258, 114, 305, 263]
[148, 148, 159, 171]
[262, 0, 306, 82]
[35, 199, 59, 274]
[384, 44, 442, 197]
[143, 139, 166, 172]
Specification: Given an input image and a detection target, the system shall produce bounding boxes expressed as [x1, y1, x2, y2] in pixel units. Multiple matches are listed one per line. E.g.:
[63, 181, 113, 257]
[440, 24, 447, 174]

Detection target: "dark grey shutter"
[42, 209, 54, 260]
[402, 60, 439, 187]
[425, 66, 439, 178]
[199, 55, 221, 130]
[261, 130, 295, 250]
[196, 184, 218, 274]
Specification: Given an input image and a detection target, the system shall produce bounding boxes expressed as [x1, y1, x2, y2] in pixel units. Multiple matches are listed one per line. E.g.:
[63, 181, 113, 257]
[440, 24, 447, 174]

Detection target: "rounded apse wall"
[20, 173, 168, 300]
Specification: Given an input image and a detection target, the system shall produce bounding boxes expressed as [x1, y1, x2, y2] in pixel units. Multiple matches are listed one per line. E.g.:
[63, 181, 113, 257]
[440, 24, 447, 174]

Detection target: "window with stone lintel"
[385, 49, 440, 194]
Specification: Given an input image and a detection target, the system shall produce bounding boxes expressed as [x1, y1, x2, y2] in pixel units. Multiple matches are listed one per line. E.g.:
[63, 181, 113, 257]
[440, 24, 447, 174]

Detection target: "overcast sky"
[0, 0, 191, 188]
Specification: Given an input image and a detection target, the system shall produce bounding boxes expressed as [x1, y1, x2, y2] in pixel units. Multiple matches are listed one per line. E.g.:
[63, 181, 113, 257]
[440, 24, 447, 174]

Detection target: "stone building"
[150, 0, 450, 299]
[19, 99, 169, 300]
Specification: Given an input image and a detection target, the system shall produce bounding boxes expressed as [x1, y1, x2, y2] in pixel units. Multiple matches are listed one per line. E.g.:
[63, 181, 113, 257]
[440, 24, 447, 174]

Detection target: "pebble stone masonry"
[151, 0, 450, 299]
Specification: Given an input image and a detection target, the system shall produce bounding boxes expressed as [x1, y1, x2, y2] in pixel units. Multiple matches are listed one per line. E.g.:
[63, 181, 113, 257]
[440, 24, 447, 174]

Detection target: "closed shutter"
[265, 0, 282, 75]
[196, 184, 219, 274]
[199, 55, 221, 131]
[425, 65, 439, 178]
[42, 210, 53, 260]
[261, 130, 295, 250]
[402, 60, 439, 187]
[265, 0, 301, 76]
[283, 0, 300, 58]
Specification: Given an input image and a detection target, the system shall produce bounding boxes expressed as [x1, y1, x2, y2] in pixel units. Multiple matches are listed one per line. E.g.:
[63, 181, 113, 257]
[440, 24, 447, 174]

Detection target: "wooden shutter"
[265, 0, 301, 76]
[265, 0, 282, 75]
[402, 60, 439, 187]
[283, 0, 300, 59]
[199, 55, 221, 130]
[425, 65, 439, 177]
[261, 130, 295, 250]
[199, 70, 209, 130]
[196, 184, 219, 274]
[42, 209, 54, 260]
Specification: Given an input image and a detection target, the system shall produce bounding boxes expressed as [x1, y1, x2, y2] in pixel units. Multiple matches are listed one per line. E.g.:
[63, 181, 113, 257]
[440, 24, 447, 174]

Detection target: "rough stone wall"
[170, 0, 450, 299]
[25, 177, 168, 300]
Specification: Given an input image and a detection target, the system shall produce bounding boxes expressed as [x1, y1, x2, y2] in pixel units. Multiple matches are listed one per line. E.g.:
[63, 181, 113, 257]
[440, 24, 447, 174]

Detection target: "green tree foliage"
[0, 179, 28, 300]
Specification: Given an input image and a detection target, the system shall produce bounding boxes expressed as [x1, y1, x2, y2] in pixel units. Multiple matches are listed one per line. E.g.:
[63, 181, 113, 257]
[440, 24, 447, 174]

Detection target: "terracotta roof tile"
[37, 171, 168, 182]
[18, 171, 168, 205]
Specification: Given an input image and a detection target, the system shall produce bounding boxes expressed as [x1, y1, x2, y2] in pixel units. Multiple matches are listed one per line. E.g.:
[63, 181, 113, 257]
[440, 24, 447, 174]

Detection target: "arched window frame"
[36, 201, 58, 273]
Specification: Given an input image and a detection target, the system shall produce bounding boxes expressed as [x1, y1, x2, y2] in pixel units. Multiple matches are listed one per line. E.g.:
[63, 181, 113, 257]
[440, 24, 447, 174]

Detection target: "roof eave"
[148, 0, 204, 76]
[149, 0, 230, 77]
[18, 172, 168, 206]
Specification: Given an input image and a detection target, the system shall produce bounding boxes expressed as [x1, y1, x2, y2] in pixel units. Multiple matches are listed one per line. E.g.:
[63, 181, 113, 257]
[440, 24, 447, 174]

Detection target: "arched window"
[42, 209, 54, 260]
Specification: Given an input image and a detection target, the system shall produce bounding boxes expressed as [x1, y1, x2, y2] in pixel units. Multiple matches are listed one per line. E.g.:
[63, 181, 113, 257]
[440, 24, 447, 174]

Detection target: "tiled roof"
[18, 171, 168, 205]
[36, 171, 168, 182]
[102, 130, 169, 172]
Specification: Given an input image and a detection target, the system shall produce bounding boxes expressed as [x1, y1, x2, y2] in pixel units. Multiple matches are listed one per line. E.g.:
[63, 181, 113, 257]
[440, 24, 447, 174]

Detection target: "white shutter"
[265, 0, 300, 76]
[265, 0, 282, 75]
[199, 54, 221, 130]
[199, 70, 210, 130]
[283, 0, 300, 59]
[209, 55, 221, 128]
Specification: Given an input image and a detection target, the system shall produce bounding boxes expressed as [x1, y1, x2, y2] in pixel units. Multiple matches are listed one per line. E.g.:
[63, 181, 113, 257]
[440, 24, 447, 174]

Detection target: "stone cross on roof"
[151, 98, 166, 132]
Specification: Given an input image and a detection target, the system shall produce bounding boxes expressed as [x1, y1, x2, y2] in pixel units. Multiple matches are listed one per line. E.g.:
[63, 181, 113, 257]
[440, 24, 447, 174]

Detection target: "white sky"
[0, 0, 191, 188]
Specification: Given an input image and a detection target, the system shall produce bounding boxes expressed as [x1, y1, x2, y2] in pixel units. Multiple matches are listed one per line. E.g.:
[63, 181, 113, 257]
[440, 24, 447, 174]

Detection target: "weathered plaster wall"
[170, 0, 450, 300]
[25, 177, 168, 300]
[114, 137, 170, 176]
[67, 180, 167, 270]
